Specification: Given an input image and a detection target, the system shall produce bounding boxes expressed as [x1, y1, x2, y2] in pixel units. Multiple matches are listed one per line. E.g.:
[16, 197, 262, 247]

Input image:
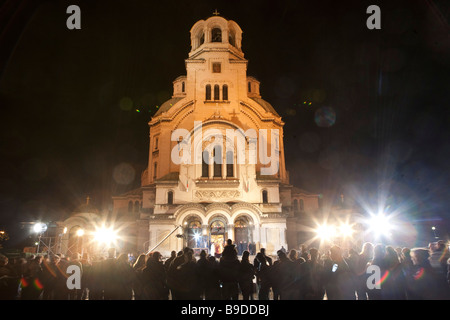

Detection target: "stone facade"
[110, 15, 321, 256]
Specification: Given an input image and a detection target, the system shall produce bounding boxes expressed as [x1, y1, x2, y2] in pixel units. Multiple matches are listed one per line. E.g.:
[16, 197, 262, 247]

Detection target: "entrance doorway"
[234, 217, 252, 255]
[186, 219, 203, 249]
[209, 219, 226, 257]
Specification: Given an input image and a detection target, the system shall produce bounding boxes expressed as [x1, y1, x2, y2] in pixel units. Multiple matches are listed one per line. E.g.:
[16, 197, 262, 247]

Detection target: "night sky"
[0, 0, 449, 246]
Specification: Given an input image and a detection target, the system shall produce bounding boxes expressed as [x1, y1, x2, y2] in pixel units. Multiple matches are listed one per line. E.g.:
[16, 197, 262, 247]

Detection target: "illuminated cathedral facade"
[105, 15, 321, 256]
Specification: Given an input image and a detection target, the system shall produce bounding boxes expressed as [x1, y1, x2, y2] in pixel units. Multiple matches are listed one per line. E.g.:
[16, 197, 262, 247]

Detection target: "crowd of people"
[0, 239, 449, 300]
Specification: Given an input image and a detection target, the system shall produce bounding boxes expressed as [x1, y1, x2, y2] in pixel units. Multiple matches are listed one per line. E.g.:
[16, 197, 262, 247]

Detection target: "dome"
[189, 15, 243, 55]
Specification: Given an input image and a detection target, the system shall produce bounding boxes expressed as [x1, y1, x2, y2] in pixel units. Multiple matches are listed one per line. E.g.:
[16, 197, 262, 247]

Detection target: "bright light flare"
[315, 224, 337, 241]
[193, 232, 201, 241]
[366, 213, 393, 238]
[338, 223, 355, 238]
[93, 227, 118, 245]
[76, 229, 85, 237]
[33, 223, 47, 233]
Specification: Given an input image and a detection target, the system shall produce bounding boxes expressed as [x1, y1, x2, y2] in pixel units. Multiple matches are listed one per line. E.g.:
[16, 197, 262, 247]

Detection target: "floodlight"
[315, 224, 337, 241]
[338, 223, 354, 238]
[367, 213, 393, 237]
[93, 226, 118, 245]
[33, 223, 47, 233]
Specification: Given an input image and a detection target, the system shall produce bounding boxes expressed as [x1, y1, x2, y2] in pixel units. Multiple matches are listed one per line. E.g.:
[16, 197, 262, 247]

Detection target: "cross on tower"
[213, 9, 220, 16]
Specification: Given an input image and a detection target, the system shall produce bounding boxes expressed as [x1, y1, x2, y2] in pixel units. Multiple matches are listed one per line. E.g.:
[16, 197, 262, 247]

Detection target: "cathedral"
[58, 15, 320, 257]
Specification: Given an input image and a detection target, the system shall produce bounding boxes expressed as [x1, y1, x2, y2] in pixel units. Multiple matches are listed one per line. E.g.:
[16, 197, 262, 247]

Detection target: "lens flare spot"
[314, 106, 336, 127]
[113, 163, 136, 185]
[119, 97, 133, 111]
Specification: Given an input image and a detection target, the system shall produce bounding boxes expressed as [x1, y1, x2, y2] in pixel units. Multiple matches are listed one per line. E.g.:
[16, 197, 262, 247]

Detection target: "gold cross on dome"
[213, 9, 220, 16]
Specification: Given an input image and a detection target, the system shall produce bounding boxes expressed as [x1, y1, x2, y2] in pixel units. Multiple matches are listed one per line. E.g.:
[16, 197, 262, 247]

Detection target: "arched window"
[168, 191, 174, 205]
[299, 199, 304, 211]
[226, 151, 233, 177]
[134, 201, 139, 213]
[248, 82, 251, 92]
[128, 201, 133, 213]
[181, 81, 185, 93]
[293, 199, 298, 211]
[199, 32, 204, 46]
[211, 28, 222, 42]
[222, 84, 228, 100]
[202, 150, 209, 177]
[205, 84, 211, 100]
[262, 190, 268, 204]
[214, 84, 220, 101]
[213, 146, 222, 177]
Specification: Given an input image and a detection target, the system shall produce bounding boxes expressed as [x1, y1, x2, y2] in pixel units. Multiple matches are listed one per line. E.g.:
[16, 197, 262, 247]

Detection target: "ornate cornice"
[195, 190, 240, 200]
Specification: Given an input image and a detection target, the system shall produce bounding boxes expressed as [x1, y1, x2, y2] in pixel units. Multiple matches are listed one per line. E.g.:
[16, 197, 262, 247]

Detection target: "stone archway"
[234, 216, 252, 255]
[208, 215, 228, 258]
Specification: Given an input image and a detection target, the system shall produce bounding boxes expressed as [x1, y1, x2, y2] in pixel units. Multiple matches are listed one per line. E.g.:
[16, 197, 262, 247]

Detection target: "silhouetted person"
[0, 254, 20, 300]
[195, 250, 209, 299]
[115, 253, 134, 299]
[102, 248, 119, 300]
[248, 242, 256, 255]
[164, 250, 177, 272]
[407, 248, 450, 300]
[167, 248, 189, 300]
[219, 242, 240, 300]
[238, 251, 255, 300]
[21, 255, 44, 300]
[142, 251, 169, 300]
[42, 254, 68, 300]
[355, 242, 373, 300]
[222, 239, 238, 260]
[324, 246, 356, 300]
[178, 249, 200, 300]
[400, 248, 414, 299]
[79, 253, 91, 300]
[272, 250, 296, 300]
[205, 256, 221, 300]
[430, 241, 450, 279]
[367, 244, 386, 300]
[288, 249, 306, 299]
[378, 246, 404, 300]
[303, 248, 325, 300]
[300, 244, 309, 261]
[132, 254, 147, 300]
[87, 256, 104, 300]
[255, 253, 272, 300]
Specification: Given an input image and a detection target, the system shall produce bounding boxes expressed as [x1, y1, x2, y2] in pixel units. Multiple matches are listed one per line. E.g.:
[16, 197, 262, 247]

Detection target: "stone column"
[227, 224, 234, 242]
[204, 27, 211, 43]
